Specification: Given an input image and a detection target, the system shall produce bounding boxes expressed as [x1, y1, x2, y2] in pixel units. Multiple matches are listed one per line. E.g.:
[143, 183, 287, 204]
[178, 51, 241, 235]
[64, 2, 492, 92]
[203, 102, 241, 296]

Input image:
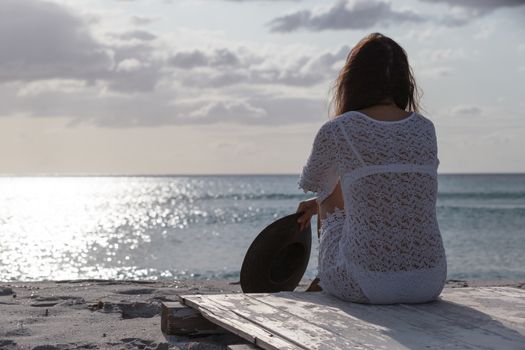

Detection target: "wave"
[438, 191, 525, 200]
[158, 190, 525, 204]
[162, 192, 308, 202]
[437, 204, 525, 211]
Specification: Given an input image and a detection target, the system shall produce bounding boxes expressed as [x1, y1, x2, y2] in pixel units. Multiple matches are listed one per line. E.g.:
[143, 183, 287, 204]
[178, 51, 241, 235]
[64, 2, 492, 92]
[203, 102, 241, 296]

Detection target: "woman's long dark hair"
[330, 32, 421, 117]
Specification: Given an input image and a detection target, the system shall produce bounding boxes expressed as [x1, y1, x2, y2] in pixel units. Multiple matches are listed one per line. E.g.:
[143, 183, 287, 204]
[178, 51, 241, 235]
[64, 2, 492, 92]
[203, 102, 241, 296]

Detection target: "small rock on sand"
[0, 287, 14, 295]
[0, 339, 18, 349]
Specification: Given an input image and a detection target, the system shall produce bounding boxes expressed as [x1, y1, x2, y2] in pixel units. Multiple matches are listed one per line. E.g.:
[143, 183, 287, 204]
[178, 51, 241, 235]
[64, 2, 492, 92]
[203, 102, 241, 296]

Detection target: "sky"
[0, 0, 524, 175]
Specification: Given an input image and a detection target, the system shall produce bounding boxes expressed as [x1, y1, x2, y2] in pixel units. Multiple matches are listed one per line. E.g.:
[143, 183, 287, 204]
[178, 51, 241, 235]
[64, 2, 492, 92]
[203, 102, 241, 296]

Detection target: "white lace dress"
[298, 110, 447, 304]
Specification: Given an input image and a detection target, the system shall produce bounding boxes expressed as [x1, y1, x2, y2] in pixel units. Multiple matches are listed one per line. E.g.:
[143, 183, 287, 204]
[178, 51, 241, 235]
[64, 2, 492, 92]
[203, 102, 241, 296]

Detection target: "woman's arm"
[296, 197, 318, 231]
[297, 180, 344, 237]
[297, 121, 341, 235]
[318, 180, 344, 221]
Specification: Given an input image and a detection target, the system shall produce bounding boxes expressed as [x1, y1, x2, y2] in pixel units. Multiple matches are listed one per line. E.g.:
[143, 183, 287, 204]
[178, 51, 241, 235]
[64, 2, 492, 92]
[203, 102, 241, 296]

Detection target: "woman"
[296, 33, 447, 304]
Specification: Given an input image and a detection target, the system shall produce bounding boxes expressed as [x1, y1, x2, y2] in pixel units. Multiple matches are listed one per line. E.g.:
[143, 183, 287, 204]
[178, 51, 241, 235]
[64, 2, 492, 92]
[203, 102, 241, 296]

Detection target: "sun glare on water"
[0, 177, 162, 281]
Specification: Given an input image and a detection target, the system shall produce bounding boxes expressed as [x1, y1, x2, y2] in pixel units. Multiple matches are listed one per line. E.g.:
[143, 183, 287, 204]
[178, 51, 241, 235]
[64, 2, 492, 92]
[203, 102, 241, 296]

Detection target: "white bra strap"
[343, 163, 438, 184]
[335, 121, 366, 166]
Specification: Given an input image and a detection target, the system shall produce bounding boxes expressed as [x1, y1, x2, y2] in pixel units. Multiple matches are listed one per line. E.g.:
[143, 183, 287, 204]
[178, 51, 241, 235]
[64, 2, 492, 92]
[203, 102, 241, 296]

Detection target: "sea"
[0, 174, 524, 282]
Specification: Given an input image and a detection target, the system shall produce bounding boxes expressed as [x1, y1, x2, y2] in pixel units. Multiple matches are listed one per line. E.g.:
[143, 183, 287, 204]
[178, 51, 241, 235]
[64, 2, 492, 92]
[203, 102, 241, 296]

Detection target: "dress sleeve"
[429, 120, 440, 168]
[298, 121, 339, 205]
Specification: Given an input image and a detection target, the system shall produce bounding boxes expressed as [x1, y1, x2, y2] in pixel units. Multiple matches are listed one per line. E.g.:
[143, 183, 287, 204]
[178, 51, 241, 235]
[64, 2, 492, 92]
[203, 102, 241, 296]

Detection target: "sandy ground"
[1, 278, 524, 350]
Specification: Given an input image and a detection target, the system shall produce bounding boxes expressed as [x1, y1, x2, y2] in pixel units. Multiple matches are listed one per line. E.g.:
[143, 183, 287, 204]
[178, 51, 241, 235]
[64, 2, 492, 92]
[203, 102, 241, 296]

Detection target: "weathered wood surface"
[227, 344, 260, 350]
[178, 287, 525, 350]
[180, 294, 295, 349]
[161, 301, 225, 336]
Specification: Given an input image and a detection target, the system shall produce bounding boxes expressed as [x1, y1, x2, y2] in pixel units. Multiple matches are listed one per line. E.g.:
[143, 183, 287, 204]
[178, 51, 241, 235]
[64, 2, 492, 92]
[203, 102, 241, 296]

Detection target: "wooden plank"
[160, 301, 226, 336]
[254, 291, 473, 350]
[269, 288, 525, 350]
[193, 293, 371, 350]
[179, 294, 297, 350]
[178, 287, 525, 350]
[483, 286, 525, 298]
[439, 287, 525, 327]
[273, 291, 482, 349]
[227, 344, 261, 350]
[395, 303, 525, 350]
[246, 292, 402, 350]
[183, 295, 299, 349]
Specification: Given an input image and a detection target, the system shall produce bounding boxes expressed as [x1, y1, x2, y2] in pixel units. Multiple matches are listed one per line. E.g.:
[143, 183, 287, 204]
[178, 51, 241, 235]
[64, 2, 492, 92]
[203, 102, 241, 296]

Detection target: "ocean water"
[0, 174, 524, 282]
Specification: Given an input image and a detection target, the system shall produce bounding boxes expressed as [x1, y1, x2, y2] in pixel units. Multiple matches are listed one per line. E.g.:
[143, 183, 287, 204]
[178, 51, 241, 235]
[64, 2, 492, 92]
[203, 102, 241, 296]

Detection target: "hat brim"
[240, 212, 312, 293]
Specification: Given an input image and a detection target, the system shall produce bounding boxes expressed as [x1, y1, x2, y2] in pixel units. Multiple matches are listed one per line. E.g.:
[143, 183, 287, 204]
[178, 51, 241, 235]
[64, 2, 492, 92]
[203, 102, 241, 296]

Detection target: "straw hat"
[240, 212, 312, 293]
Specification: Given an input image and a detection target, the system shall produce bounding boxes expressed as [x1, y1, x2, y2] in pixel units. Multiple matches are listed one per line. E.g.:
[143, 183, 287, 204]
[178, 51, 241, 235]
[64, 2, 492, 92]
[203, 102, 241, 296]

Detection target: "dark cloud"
[168, 48, 242, 69]
[95, 40, 164, 93]
[168, 50, 209, 68]
[420, 0, 525, 25]
[130, 16, 158, 26]
[420, 0, 525, 11]
[226, 0, 301, 2]
[113, 30, 157, 41]
[268, 0, 424, 32]
[112, 42, 155, 63]
[267, 0, 524, 32]
[110, 61, 162, 92]
[212, 48, 242, 66]
[0, 0, 112, 82]
[0, 0, 165, 93]
[451, 105, 482, 116]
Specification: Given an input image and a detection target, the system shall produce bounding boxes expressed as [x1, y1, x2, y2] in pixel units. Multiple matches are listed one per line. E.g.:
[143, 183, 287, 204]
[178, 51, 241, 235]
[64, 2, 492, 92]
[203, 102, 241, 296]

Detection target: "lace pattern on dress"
[299, 111, 447, 304]
[298, 122, 340, 204]
[317, 207, 370, 303]
[319, 206, 345, 236]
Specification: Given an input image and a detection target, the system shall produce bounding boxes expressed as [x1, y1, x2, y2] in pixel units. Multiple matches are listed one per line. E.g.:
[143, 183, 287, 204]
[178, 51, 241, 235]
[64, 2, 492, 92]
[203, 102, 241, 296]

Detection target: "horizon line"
[1, 172, 524, 177]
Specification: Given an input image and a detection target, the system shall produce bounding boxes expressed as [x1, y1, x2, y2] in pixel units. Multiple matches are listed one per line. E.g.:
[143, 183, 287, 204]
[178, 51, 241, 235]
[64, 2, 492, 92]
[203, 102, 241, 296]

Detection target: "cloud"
[130, 16, 158, 26]
[171, 96, 328, 126]
[107, 42, 165, 92]
[0, 0, 112, 82]
[183, 100, 267, 124]
[0, 0, 165, 93]
[420, 0, 525, 12]
[112, 30, 157, 42]
[266, 0, 525, 32]
[418, 66, 453, 79]
[168, 48, 241, 69]
[268, 0, 424, 32]
[110, 61, 161, 92]
[115, 59, 144, 72]
[418, 48, 468, 63]
[231, 0, 294, 1]
[451, 105, 482, 116]
[0, 0, 348, 127]
[168, 50, 209, 69]
[0, 79, 327, 127]
[419, 0, 525, 25]
[170, 45, 350, 88]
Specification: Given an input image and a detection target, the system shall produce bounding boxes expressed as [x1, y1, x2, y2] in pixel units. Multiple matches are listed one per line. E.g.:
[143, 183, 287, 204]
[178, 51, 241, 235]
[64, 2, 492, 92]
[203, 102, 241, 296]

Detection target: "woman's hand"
[296, 198, 318, 231]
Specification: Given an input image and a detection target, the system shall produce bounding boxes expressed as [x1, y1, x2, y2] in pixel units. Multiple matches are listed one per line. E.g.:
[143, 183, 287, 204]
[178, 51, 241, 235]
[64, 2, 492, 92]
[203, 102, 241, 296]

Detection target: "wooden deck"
[176, 287, 525, 349]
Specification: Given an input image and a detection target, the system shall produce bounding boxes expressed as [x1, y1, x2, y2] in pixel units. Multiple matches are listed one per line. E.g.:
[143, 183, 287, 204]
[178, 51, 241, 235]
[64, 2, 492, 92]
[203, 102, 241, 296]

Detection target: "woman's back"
[331, 111, 446, 273]
[299, 110, 447, 303]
